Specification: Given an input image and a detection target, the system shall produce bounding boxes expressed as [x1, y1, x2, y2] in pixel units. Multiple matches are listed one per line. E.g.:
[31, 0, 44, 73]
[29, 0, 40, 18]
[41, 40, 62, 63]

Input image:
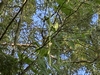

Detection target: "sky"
[91, 13, 99, 25]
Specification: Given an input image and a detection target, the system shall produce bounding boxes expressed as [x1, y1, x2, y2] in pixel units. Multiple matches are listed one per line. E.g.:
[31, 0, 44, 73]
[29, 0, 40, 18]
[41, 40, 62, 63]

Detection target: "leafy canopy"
[0, 0, 100, 75]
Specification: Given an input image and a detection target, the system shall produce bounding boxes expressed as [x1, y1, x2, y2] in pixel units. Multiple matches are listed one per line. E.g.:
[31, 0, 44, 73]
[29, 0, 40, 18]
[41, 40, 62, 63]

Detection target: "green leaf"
[68, 41, 75, 49]
[56, 0, 63, 5]
[53, 23, 59, 31]
[56, 0, 73, 15]
[24, 58, 32, 64]
[95, 0, 100, 4]
[61, 7, 71, 15]
[38, 49, 48, 57]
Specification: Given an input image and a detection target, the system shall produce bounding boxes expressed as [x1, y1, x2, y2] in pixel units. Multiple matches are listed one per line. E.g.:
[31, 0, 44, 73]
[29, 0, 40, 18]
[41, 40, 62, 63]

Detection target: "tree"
[0, 0, 100, 75]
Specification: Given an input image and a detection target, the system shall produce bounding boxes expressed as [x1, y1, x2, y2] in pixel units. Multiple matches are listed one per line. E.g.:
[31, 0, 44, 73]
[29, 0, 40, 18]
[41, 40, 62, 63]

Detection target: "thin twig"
[0, 0, 28, 41]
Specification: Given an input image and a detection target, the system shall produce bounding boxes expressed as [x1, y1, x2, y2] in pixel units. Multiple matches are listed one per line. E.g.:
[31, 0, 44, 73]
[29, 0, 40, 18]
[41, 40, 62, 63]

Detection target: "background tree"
[0, 0, 100, 75]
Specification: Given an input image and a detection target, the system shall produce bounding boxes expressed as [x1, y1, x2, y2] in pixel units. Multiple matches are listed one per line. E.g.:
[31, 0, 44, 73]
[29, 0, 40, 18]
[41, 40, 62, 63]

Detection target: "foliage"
[0, 0, 100, 75]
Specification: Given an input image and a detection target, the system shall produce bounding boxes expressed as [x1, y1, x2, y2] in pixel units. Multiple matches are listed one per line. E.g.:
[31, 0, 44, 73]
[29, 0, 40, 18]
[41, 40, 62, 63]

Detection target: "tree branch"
[0, 0, 28, 41]
[0, 43, 37, 48]
[72, 55, 100, 63]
